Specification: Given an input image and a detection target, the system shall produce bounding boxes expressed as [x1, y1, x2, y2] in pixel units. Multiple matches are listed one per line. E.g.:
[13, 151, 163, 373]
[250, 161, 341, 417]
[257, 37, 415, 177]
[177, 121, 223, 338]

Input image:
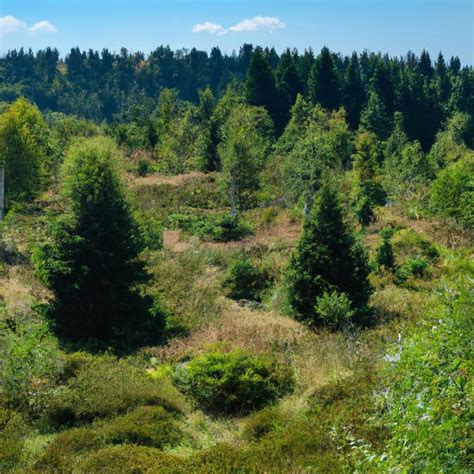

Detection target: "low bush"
[0, 316, 63, 410]
[242, 406, 290, 441]
[391, 228, 439, 265]
[100, 406, 183, 449]
[223, 254, 266, 301]
[173, 349, 294, 415]
[47, 356, 184, 427]
[34, 427, 104, 471]
[75, 445, 182, 473]
[167, 213, 252, 242]
[136, 159, 151, 177]
[395, 257, 429, 284]
[0, 408, 28, 471]
[314, 291, 355, 330]
[375, 275, 473, 472]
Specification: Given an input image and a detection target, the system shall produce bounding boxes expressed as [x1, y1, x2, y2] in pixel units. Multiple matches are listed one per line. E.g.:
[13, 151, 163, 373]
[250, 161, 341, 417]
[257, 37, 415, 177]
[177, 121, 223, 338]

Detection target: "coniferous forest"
[0, 40, 473, 473]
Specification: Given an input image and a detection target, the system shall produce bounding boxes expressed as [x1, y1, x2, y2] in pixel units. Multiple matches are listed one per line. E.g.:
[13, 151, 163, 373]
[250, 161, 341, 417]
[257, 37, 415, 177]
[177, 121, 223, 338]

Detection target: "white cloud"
[192, 22, 227, 35]
[0, 15, 57, 35]
[0, 15, 27, 35]
[229, 16, 285, 33]
[30, 20, 57, 33]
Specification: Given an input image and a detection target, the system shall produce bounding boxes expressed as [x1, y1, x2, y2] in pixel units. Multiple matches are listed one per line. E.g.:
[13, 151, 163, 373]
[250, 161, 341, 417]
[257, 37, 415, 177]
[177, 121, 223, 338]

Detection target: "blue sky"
[1, 0, 473, 64]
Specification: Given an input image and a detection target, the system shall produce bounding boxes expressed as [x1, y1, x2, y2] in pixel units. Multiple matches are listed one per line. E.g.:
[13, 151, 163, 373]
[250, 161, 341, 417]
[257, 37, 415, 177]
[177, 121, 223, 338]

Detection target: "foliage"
[99, 406, 183, 449]
[395, 257, 429, 284]
[376, 275, 473, 472]
[0, 408, 29, 471]
[430, 152, 474, 228]
[32, 137, 163, 346]
[173, 349, 294, 414]
[168, 212, 252, 242]
[279, 105, 352, 207]
[223, 254, 266, 301]
[286, 182, 372, 326]
[75, 445, 181, 473]
[0, 98, 46, 208]
[352, 131, 385, 225]
[242, 406, 290, 441]
[34, 427, 104, 471]
[219, 104, 273, 212]
[0, 315, 62, 410]
[47, 355, 184, 427]
[314, 291, 355, 330]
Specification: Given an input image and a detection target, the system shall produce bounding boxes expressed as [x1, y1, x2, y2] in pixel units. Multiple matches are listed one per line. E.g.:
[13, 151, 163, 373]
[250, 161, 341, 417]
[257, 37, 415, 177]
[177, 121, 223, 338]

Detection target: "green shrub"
[0, 408, 28, 471]
[173, 349, 294, 415]
[183, 443, 249, 472]
[391, 228, 439, 265]
[376, 275, 473, 472]
[168, 213, 252, 242]
[355, 194, 376, 226]
[34, 427, 104, 471]
[100, 406, 183, 449]
[0, 316, 62, 410]
[395, 257, 429, 283]
[430, 153, 474, 228]
[242, 406, 290, 441]
[47, 356, 184, 427]
[314, 291, 355, 330]
[136, 159, 151, 177]
[75, 445, 182, 473]
[223, 254, 265, 301]
[60, 351, 95, 381]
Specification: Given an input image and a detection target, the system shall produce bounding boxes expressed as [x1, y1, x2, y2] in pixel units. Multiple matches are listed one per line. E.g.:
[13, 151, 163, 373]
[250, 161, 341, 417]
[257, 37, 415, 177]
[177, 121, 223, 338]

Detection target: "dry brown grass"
[152, 303, 305, 363]
[0, 265, 51, 314]
[372, 205, 474, 249]
[127, 171, 207, 188]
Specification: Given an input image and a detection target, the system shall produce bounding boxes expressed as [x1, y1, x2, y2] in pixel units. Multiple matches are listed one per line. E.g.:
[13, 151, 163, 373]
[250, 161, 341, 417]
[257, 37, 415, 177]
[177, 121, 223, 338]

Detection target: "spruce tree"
[33, 137, 163, 347]
[352, 131, 385, 225]
[286, 181, 372, 327]
[360, 88, 391, 139]
[276, 49, 303, 127]
[245, 49, 279, 128]
[343, 52, 364, 130]
[307, 47, 341, 110]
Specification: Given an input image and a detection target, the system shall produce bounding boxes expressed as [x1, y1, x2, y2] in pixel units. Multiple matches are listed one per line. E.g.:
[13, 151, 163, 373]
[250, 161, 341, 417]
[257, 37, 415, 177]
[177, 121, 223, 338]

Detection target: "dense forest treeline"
[1, 45, 473, 149]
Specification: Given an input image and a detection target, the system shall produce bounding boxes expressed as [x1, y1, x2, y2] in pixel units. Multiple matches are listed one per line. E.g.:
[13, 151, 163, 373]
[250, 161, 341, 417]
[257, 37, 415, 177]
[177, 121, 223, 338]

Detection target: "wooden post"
[0, 166, 4, 221]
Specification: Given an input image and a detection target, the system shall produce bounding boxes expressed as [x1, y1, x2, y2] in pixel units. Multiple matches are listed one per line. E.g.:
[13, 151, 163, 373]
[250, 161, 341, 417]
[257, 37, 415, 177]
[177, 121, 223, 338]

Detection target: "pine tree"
[343, 52, 364, 130]
[276, 49, 303, 127]
[360, 88, 391, 139]
[352, 131, 385, 225]
[196, 87, 218, 171]
[245, 49, 279, 127]
[33, 137, 163, 347]
[419, 50, 434, 78]
[307, 47, 341, 110]
[286, 181, 372, 327]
